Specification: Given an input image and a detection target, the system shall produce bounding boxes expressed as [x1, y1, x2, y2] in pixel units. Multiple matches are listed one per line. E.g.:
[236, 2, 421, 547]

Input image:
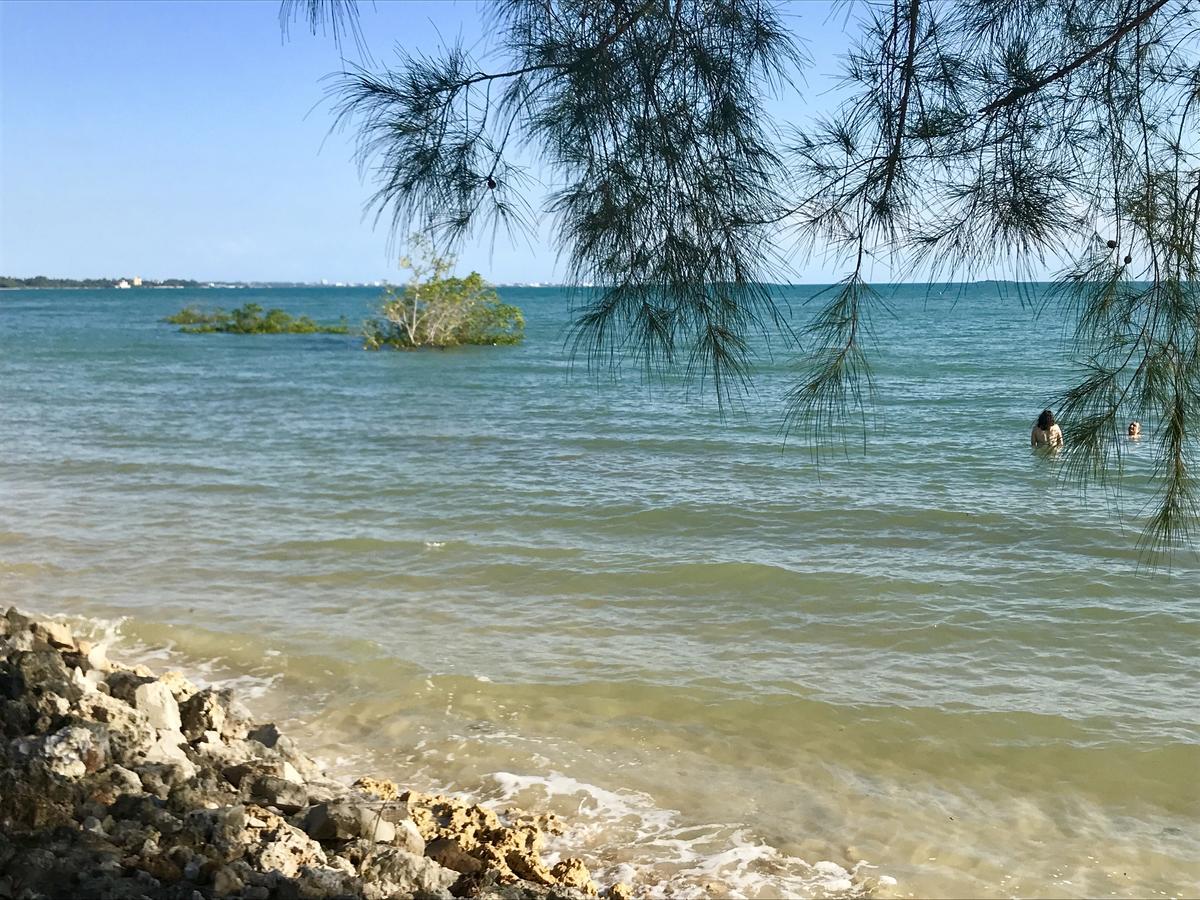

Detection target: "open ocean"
[0, 284, 1196, 898]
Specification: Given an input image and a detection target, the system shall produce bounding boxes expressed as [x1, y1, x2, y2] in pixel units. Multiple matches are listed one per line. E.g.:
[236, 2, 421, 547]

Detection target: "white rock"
[37, 620, 75, 649]
[133, 681, 182, 732]
[360, 848, 457, 900]
[281, 760, 304, 784]
[361, 809, 395, 844]
[144, 730, 196, 779]
[80, 691, 156, 765]
[160, 670, 199, 702]
[40, 726, 105, 778]
[296, 864, 358, 900]
[395, 818, 425, 855]
[46, 694, 70, 716]
[70, 667, 97, 694]
[8, 630, 34, 652]
[86, 643, 109, 671]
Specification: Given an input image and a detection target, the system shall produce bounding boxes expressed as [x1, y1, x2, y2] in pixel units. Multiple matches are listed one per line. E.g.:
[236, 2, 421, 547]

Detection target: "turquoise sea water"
[0, 285, 1196, 898]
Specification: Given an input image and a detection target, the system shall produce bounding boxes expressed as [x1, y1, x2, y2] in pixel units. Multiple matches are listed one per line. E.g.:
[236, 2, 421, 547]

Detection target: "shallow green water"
[0, 285, 1196, 898]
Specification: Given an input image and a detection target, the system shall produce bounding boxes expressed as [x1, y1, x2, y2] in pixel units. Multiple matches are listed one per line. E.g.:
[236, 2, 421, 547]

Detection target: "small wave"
[54, 612, 283, 700]
[488, 772, 880, 898]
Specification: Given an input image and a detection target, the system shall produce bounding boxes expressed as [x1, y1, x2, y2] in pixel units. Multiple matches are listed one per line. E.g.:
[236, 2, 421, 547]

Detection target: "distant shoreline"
[1, 277, 200, 290]
[0, 285, 187, 290]
[0, 282, 399, 290]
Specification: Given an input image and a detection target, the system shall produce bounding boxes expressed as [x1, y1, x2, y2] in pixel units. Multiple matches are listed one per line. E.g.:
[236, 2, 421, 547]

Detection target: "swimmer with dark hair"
[1032, 409, 1063, 449]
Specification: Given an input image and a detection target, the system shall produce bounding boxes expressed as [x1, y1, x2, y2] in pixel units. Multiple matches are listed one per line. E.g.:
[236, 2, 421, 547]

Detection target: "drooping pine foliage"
[288, 0, 1200, 556]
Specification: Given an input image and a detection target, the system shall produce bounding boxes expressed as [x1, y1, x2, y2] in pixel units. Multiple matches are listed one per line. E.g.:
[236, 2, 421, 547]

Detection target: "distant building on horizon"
[115, 279, 131, 289]
[132, 276, 142, 287]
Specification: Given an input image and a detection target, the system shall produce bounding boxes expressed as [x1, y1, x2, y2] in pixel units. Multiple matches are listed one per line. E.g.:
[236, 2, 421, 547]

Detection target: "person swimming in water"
[1031, 409, 1064, 449]
[1128, 421, 1142, 439]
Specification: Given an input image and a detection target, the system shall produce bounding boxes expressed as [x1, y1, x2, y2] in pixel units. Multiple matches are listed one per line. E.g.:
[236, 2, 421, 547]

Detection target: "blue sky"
[2, 1, 860, 283]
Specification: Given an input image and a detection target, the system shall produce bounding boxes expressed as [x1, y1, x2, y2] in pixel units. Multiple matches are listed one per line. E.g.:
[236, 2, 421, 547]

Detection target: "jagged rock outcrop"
[0, 607, 629, 900]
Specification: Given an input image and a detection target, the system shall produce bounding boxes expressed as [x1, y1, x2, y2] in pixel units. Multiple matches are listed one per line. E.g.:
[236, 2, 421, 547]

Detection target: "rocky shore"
[0, 608, 630, 900]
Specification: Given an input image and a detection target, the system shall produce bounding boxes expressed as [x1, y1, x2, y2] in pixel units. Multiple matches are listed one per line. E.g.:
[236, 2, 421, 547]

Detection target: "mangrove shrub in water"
[363, 239, 524, 350]
[165, 303, 349, 335]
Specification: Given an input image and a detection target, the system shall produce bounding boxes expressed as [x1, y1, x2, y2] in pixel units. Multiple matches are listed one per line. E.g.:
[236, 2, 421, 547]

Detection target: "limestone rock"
[403, 791, 600, 895]
[133, 681, 182, 732]
[295, 863, 359, 899]
[551, 858, 599, 896]
[303, 801, 359, 841]
[359, 846, 458, 900]
[14, 650, 76, 698]
[239, 806, 328, 878]
[80, 690, 156, 765]
[32, 620, 75, 650]
[246, 722, 280, 747]
[222, 760, 266, 788]
[395, 817, 426, 855]
[106, 669, 155, 705]
[159, 670, 198, 704]
[143, 729, 196, 779]
[182, 804, 250, 862]
[274, 734, 322, 781]
[0, 609, 626, 900]
[38, 723, 108, 778]
[606, 883, 633, 900]
[248, 774, 307, 814]
[354, 776, 400, 800]
[88, 764, 143, 805]
[166, 770, 239, 816]
[212, 864, 244, 896]
[4, 607, 33, 632]
[303, 800, 395, 843]
[425, 836, 484, 875]
[180, 687, 248, 742]
[135, 762, 192, 800]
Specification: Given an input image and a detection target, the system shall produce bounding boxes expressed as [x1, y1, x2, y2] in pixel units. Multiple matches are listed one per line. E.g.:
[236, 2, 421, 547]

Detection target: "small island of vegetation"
[160, 241, 522, 349]
[164, 303, 350, 335]
[363, 238, 524, 350]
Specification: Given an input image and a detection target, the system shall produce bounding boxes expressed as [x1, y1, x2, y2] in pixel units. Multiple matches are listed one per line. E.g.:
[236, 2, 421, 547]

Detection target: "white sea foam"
[487, 771, 877, 898]
[46, 609, 282, 701]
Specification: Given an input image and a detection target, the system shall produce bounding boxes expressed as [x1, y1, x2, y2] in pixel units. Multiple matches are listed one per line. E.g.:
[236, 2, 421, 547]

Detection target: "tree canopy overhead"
[285, 0, 1200, 555]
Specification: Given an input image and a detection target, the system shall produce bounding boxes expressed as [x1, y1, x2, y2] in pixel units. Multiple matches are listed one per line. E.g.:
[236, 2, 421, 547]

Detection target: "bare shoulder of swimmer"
[1049, 424, 1064, 447]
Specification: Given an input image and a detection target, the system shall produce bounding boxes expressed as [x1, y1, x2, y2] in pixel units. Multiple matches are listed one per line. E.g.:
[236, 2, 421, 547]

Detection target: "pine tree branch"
[980, 0, 1171, 114]
[880, 0, 922, 202]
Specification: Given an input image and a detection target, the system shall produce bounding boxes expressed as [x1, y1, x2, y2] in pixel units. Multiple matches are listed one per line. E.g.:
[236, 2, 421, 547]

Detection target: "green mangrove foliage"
[363, 240, 524, 350]
[164, 303, 349, 335]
